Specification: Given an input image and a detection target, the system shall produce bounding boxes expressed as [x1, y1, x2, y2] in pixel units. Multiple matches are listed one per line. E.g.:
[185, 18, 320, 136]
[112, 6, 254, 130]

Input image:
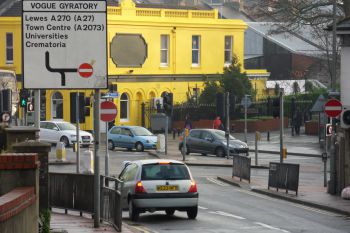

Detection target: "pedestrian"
[213, 116, 224, 130]
[294, 110, 302, 136]
[184, 115, 192, 130]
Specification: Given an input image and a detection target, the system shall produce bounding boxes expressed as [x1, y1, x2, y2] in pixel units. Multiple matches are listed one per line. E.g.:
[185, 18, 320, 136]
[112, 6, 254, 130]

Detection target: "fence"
[100, 176, 123, 232]
[49, 173, 123, 232]
[232, 155, 251, 183]
[49, 173, 94, 213]
[268, 162, 300, 195]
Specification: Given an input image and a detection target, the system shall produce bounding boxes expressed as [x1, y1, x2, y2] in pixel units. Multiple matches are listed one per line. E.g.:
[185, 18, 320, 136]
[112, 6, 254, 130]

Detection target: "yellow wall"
[0, 0, 268, 130]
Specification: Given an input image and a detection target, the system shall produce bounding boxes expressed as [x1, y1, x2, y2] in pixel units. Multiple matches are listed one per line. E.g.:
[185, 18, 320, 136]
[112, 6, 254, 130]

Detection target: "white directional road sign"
[22, 0, 107, 89]
[241, 96, 252, 108]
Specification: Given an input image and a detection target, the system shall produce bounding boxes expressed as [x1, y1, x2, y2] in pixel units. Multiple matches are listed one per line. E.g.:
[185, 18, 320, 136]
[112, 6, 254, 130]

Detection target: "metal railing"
[268, 162, 300, 195]
[100, 176, 123, 232]
[232, 155, 251, 183]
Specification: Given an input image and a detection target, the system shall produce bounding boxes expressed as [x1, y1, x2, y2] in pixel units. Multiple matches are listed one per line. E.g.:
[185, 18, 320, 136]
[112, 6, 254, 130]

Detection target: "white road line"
[209, 211, 246, 220]
[198, 206, 208, 210]
[255, 222, 290, 233]
[206, 177, 229, 186]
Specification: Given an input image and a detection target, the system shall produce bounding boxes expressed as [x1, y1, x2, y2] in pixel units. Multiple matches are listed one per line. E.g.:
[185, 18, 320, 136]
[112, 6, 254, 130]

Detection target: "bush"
[40, 209, 51, 233]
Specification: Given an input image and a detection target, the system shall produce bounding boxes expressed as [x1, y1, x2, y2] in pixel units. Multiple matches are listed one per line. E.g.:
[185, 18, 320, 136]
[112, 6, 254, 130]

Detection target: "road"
[49, 148, 350, 233]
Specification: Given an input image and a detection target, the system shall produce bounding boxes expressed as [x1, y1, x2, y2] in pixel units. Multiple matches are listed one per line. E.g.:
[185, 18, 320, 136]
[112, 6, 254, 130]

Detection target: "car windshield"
[141, 163, 190, 180]
[133, 127, 153, 136]
[56, 122, 76, 131]
[212, 130, 235, 140]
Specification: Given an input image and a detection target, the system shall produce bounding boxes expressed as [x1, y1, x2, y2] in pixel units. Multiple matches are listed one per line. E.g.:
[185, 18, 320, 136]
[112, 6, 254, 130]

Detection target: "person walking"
[294, 110, 302, 136]
[213, 116, 223, 130]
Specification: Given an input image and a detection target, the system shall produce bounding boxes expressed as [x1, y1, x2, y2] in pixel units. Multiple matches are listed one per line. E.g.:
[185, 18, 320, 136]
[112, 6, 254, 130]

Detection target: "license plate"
[156, 185, 178, 191]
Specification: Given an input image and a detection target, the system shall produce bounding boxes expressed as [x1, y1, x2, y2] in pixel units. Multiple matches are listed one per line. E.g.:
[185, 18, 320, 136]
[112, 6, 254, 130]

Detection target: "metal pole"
[255, 132, 258, 166]
[165, 115, 168, 155]
[105, 120, 109, 176]
[226, 92, 230, 159]
[76, 93, 80, 174]
[34, 90, 40, 129]
[182, 129, 186, 161]
[280, 91, 284, 163]
[93, 89, 100, 228]
[332, 0, 337, 91]
[244, 96, 247, 143]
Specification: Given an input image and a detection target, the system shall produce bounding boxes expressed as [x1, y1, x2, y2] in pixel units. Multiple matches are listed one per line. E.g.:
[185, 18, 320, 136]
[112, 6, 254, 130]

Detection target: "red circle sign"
[78, 63, 93, 78]
[324, 99, 342, 118]
[101, 101, 118, 122]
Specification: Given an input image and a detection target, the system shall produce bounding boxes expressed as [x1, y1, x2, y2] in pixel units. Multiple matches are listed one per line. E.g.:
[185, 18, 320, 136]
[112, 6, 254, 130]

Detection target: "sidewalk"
[149, 129, 350, 216]
[50, 209, 136, 233]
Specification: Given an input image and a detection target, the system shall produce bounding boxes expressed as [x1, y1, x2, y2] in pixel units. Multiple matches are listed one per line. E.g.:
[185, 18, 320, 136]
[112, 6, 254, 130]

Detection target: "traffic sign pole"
[93, 89, 100, 228]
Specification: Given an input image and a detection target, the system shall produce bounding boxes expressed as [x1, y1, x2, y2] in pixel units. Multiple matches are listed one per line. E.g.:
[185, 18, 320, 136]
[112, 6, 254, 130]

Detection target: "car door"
[45, 122, 60, 143]
[119, 163, 139, 209]
[109, 127, 122, 148]
[39, 122, 50, 143]
[199, 131, 215, 154]
[187, 130, 202, 153]
[120, 128, 135, 148]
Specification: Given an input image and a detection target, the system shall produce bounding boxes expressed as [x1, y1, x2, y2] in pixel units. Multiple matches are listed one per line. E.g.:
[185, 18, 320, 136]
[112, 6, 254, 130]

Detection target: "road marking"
[235, 189, 341, 217]
[255, 222, 290, 233]
[206, 177, 229, 186]
[209, 211, 246, 220]
[198, 206, 208, 210]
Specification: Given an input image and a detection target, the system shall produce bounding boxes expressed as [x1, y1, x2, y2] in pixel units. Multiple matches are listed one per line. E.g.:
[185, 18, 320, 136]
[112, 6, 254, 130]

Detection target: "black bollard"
[173, 129, 176, 140]
[267, 131, 270, 141]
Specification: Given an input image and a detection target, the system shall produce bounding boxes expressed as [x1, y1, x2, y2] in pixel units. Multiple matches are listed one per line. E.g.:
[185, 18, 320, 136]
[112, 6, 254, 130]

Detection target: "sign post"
[324, 98, 342, 194]
[100, 101, 117, 177]
[241, 95, 251, 142]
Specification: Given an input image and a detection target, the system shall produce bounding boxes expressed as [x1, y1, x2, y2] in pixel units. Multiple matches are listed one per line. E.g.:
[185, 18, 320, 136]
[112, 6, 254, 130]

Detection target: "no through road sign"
[100, 101, 117, 122]
[324, 99, 342, 118]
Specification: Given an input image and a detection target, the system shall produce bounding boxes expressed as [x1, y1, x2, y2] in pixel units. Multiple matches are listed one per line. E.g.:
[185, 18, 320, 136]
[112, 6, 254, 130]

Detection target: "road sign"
[325, 124, 332, 136]
[1, 112, 10, 122]
[22, 0, 107, 89]
[324, 99, 342, 118]
[78, 63, 93, 78]
[27, 102, 34, 112]
[241, 96, 251, 108]
[100, 101, 117, 122]
[103, 92, 119, 98]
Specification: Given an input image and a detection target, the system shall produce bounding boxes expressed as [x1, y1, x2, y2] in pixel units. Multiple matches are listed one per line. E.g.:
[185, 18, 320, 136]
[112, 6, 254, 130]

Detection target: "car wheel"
[127, 148, 133, 151]
[108, 140, 115, 150]
[60, 136, 69, 147]
[128, 199, 139, 221]
[215, 147, 225, 157]
[135, 142, 144, 152]
[165, 209, 175, 216]
[187, 206, 198, 219]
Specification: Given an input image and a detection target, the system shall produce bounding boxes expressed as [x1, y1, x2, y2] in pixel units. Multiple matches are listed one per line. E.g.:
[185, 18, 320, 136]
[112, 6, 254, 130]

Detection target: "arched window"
[120, 93, 129, 122]
[51, 92, 63, 119]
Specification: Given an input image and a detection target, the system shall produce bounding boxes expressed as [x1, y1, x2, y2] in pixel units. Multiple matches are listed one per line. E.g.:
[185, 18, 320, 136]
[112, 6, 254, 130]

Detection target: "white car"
[39, 121, 93, 147]
[118, 159, 199, 221]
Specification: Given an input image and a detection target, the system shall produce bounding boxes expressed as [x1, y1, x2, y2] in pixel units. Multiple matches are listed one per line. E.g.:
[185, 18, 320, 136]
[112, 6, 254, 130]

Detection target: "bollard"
[282, 146, 287, 159]
[80, 149, 94, 174]
[173, 129, 176, 140]
[255, 131, 261, 165]
[72, 142, 77, 152]
[56, 142, 66, 161]
[267, 131, 270, 141]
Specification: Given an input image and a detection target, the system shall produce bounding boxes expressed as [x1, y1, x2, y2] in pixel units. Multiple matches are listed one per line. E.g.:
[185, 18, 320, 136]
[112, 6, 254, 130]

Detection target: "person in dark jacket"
[294, 110, 302, 135]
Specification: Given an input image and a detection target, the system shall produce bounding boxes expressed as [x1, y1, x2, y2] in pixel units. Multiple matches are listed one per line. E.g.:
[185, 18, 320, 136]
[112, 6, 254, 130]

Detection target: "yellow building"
[0, 0, 268, 130]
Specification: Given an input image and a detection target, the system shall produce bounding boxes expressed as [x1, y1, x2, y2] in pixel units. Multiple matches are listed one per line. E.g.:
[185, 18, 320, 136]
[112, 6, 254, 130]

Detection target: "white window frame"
[6, 33, 14, 64]
[160, 35, 169, 67]
[192, 35, 200, 67]
[224, 36, 233, 65]
[120, 93, 129, 122]
[51, 91, 63, 120]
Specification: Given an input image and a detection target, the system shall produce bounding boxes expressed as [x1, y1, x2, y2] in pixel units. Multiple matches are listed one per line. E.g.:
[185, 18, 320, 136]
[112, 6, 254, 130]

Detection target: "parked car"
[39, 121, 93, 147]
[107, 126, 157, 152]
[179, 129, 249, 157]
[118, 159, 198, 221]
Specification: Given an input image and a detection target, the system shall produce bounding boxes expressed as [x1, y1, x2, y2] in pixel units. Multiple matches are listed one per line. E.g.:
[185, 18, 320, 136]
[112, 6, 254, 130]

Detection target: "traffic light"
[163, 92, 173, 115]
[27, 102, 34, 112]
[70, 92, 87, 123]
[341, 106, 350, 129]
[0, 89, 12, 113]
[272, 97, 280, 118]
[325, 124, 332, 136]
[19, 89, 29, 108]
[84, 97, 91, 117]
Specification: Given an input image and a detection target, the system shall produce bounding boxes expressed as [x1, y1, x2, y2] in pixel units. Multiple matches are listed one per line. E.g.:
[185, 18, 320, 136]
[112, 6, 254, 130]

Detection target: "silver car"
[179, 129, 249, 157]
[118, 159, 199, 221]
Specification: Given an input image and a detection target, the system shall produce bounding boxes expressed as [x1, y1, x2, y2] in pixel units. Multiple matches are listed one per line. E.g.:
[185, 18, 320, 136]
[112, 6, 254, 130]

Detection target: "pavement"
[149, 127, 350, 216]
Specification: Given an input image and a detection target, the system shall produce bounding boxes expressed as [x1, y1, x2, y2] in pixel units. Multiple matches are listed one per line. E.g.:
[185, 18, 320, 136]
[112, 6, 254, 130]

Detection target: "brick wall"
[0, 153, 39, 233]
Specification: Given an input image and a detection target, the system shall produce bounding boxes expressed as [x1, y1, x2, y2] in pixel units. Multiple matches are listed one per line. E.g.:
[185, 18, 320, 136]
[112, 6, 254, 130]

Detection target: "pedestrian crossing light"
[325, 124, 332, 137]
[20, 97, 27, 108]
